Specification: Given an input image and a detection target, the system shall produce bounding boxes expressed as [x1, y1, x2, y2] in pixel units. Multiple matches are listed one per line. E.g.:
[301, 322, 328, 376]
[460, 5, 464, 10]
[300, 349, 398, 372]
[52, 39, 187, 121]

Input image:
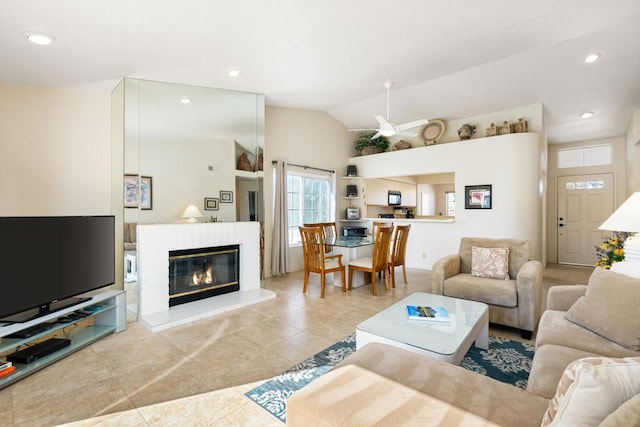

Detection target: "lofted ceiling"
[1, 0, 639, 144]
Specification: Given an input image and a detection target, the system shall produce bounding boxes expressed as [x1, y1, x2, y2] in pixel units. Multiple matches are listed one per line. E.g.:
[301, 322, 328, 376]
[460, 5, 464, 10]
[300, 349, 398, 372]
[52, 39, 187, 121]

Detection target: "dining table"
[325, 236, 375, 288]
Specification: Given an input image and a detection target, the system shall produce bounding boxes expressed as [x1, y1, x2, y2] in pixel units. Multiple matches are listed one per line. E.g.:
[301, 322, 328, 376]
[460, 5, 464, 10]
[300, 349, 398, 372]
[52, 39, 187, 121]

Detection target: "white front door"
[557, 174, 614, 266]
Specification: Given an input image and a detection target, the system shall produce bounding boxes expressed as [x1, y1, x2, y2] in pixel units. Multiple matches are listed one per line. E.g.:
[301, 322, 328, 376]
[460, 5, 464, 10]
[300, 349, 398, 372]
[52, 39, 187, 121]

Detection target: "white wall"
[350, 132, 544, 269]
[625, 108, 640, 193]
[264, 106, 353, 275]
[0, 83, 111, 215]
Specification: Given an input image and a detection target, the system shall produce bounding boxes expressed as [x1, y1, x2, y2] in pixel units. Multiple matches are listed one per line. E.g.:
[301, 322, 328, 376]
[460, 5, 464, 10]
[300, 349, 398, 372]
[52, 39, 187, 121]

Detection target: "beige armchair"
[431, 237, 542, 339]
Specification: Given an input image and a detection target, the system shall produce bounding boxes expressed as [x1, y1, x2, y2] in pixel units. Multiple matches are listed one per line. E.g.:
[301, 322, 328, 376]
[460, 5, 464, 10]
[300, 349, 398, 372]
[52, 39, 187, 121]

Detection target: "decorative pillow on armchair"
[565, 267, 640, 351]
[471, 246, 510, 280]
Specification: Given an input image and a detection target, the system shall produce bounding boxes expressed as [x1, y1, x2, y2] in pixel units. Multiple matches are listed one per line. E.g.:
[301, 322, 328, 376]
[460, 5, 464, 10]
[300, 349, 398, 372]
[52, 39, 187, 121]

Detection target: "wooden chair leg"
[340, 268, 346, 292]
[384, 267, 390, 291]
[320, 273, 325, 298]
[370, 269, 377, 296]
[390, 264, 396, 288]
[402, 265, 408, 284]
[303, 270, 309, 293]
[348, 267, 354, 290]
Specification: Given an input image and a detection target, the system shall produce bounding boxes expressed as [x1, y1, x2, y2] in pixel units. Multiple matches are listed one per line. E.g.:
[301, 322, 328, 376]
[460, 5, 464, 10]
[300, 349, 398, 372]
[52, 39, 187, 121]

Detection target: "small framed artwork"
[465, 185, 492, 209]
[124, 174, 139, 208]
[204, 197, 219, 211]
[140, 176, 152, 210]
[220, 190, 234, 203]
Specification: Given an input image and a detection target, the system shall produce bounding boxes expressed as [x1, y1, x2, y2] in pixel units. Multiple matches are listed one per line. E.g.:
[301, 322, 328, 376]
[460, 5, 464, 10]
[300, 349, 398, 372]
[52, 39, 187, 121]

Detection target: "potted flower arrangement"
[354, 132, 390, 156]
[594, 231, 632, 269]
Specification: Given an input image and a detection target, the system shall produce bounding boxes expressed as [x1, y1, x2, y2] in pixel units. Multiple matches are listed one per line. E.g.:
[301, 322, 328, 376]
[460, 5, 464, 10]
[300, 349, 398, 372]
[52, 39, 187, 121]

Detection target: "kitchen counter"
[361, 217, 455, 223]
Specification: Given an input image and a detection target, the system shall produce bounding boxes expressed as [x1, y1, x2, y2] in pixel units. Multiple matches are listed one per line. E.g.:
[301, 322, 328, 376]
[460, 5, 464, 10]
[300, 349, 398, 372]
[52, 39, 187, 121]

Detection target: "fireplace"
[168, 245, 240, 307]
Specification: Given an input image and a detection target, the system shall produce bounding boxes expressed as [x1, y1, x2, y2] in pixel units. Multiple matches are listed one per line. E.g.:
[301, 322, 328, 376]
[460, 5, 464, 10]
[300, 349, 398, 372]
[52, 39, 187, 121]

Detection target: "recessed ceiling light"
[22, 31, 56, 46]
[180, 97, 192, 104]
[584, 53, 601, 64]
[580, 112, 594, 119]
[227, 69, 241, 77]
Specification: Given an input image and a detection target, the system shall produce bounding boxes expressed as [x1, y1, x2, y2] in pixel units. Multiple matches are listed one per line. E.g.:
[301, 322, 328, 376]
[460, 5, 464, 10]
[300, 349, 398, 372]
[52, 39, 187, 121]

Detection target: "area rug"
[245, 333, 534, 423]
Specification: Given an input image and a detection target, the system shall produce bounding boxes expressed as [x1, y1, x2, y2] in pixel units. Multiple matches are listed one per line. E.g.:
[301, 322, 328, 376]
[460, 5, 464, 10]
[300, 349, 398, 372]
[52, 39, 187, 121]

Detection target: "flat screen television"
[0, 215, 115, 323]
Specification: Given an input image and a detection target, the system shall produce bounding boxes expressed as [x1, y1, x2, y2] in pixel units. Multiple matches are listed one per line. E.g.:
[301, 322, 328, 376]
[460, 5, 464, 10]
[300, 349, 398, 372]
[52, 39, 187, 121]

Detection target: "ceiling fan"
[348, 82, 429, 139]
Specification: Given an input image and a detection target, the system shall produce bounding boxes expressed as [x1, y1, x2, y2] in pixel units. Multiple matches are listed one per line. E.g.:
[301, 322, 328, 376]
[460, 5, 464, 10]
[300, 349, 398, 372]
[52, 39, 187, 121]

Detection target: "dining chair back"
[299, 225, 346, 298]
[348, 225, 393, 296]
[304, 222, 338, 253]
[389, 224, 411, 288]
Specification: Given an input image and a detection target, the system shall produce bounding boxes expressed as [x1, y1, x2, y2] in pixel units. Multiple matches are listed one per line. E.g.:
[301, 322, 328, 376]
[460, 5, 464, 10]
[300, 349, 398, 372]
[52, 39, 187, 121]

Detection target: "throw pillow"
[565, 267, 640, 351]
[470, 246, 509, 280]
[542, 356, 640, 426]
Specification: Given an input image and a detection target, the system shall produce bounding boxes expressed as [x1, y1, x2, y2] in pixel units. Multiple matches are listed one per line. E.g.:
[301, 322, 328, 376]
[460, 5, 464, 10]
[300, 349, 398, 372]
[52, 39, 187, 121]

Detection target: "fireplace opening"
[168, 244, 240, 307]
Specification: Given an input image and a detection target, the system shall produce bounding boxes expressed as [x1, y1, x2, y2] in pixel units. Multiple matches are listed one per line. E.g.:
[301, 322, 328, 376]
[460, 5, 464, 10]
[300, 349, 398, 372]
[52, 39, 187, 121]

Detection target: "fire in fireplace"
[168, 244, 240, 306]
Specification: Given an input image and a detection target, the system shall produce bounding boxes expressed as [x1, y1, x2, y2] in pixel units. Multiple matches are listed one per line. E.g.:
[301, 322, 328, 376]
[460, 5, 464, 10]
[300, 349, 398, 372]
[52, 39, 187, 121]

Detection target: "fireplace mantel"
[137, 222, 275, 331]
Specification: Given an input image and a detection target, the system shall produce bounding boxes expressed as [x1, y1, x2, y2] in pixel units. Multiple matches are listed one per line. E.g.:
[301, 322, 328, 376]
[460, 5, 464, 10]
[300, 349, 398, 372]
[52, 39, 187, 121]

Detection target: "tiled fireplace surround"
[137, 222, 275, 332]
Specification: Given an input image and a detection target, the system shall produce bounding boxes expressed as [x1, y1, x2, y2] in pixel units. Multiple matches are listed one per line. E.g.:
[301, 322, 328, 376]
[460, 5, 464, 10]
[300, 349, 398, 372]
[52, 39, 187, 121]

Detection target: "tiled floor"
[0, 264, 593, 426]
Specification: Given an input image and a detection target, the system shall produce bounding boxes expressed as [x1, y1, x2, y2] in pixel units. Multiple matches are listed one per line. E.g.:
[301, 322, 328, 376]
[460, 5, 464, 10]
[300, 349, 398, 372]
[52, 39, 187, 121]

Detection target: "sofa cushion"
[444, 273, 517, 307]
[565, 267, 640, 351]
[542, 356, 640, 426]
[287, 364, 503, 426]
[471, 247, 510, 280]
[527, 344, 600, 399]
[459, 237, 530, 279]
[333, 342, 548, 427]
[598, 393, 640, 427]
[536, 310, 640, 357]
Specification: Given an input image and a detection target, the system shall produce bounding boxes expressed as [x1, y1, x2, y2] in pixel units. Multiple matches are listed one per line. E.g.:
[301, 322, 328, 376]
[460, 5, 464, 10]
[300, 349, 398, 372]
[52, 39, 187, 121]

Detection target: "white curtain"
[271, 160, 290, 275]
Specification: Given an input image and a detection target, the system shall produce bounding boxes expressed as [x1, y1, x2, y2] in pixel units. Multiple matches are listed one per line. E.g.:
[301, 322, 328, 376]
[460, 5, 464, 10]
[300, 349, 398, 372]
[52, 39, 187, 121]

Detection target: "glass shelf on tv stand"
[0, 290, 125, 390]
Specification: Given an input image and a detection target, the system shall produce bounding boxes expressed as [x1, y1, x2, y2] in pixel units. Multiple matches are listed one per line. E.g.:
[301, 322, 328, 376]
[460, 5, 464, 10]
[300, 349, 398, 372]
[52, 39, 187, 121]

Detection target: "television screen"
[0, 216, 115, 322]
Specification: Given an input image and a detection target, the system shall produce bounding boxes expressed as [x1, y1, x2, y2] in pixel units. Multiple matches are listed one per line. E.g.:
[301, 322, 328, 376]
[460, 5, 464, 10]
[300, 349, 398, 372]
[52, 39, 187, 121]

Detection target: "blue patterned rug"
[245, 333, 534, 423]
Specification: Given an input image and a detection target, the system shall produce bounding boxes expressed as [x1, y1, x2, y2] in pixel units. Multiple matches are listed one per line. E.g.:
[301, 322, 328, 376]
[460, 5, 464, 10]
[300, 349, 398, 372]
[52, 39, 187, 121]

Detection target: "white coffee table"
[356, 292, 489, 365]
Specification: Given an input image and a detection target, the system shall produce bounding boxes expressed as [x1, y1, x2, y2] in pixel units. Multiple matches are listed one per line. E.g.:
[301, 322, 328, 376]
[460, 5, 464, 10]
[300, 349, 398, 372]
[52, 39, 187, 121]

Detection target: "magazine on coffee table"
[406, 305, 451, 323]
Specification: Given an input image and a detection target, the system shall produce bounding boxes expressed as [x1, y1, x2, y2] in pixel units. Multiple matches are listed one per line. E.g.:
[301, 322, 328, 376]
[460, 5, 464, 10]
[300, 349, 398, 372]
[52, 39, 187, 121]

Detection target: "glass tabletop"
[325, 236, 374, 248]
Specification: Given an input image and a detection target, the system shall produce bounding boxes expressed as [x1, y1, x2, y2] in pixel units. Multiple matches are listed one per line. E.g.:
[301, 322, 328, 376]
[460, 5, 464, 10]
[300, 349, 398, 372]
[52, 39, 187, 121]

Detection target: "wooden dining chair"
[348, 225, 393, 296]
[371, 221, 393, 241]
[299, 225, 346, 298]
[389, 224, 411, 288]
[304, 222, 338, 253]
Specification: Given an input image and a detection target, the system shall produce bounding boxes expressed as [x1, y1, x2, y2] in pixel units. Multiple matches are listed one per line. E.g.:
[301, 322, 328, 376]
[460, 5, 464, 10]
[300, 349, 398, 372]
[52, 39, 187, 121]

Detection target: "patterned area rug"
[245, 333, 534, 423]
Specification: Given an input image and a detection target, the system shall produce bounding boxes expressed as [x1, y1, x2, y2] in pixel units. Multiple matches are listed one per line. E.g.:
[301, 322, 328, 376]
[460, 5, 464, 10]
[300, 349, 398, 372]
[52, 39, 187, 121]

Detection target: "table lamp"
[599, 192, 640, 262]
[181, 205, 203, 223]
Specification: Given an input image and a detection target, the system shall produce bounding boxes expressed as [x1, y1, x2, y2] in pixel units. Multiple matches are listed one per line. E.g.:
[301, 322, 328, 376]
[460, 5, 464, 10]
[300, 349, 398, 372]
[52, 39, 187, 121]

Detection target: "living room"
[2, 1, 640, 425]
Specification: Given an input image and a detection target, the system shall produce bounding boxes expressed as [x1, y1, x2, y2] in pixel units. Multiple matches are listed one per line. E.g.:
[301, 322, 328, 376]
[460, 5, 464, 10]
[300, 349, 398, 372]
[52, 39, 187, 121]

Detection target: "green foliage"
[354, 132, 390, 153]
[594, 231, 632, 269]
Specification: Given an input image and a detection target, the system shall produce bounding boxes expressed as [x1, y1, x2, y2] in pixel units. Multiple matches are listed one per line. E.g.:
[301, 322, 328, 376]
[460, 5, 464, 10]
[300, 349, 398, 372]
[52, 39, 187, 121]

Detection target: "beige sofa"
[431, 237, 543, 339]
[287, 267, 640, 426]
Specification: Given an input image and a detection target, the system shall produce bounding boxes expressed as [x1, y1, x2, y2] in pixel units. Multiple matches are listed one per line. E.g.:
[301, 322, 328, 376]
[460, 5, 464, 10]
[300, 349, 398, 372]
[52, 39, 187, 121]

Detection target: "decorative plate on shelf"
[419, 119, 446, 145]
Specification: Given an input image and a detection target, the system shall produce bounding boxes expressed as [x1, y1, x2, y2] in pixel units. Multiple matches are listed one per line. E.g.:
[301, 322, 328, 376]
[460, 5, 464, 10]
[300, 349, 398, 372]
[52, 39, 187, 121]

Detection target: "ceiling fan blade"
[348, 128, 378, 132]
[374, 115, 391, 127]
[370, 131, 383, 139]
[397, 119, 429, 131]
[397, 130, 419, 137]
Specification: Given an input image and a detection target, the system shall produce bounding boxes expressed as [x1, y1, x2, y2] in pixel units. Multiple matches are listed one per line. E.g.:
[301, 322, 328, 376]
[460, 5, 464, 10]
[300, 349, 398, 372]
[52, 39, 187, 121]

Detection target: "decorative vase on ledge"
[360, 146, 384, 155]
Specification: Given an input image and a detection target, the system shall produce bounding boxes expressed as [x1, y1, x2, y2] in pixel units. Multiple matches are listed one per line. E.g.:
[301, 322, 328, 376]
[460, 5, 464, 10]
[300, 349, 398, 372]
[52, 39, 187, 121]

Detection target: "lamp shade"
[181, 205, 203, 223]
[599, 192, 640, 232]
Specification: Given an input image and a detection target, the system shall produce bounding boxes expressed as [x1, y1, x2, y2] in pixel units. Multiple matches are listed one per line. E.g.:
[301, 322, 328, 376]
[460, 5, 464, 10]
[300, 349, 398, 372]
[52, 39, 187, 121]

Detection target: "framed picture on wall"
[220, 190, 233, 203]
[140, 176, 152, 210]
[204, 197, 219, 211]
[465, 184, 492, 209]
[124, 174, 139, 208]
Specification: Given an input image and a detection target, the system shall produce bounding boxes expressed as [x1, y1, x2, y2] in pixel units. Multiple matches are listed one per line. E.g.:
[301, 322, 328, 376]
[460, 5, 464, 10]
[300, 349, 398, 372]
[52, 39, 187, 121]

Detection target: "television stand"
[0, 290, 126, 389]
